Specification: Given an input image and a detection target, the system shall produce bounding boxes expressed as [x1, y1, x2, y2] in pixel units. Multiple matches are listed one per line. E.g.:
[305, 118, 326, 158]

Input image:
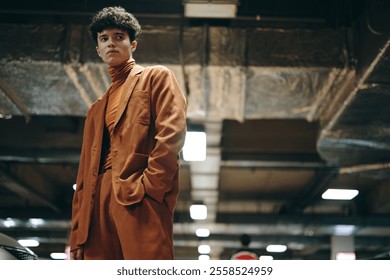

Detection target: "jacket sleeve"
[142, 66, 187, 203]
[69, 121, 87, 251]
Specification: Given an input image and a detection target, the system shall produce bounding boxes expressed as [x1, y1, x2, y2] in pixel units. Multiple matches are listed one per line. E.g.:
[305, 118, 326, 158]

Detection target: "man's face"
[96, 28, 137, 67]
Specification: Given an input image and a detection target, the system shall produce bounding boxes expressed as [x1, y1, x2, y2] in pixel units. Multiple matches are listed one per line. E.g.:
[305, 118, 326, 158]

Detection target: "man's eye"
[116, 35, 124, 40]
[100, 37, 107, 42]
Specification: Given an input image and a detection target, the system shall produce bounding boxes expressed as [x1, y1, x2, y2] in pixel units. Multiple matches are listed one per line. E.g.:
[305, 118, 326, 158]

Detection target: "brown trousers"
[82, 169, 174, 260]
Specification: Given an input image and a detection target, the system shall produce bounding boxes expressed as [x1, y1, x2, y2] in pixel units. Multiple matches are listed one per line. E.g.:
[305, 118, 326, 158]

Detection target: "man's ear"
[131, 41, 137, 53]
[96, 46, 101, 57]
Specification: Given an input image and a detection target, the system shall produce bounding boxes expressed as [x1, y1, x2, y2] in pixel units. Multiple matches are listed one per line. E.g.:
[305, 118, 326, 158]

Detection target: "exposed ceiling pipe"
[63, 64, 93, 107]
[340, 162, 390, 174]
[323, 39, 390, 133]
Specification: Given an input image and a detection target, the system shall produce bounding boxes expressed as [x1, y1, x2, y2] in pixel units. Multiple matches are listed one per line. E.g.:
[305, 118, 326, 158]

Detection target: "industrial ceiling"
[0, 0, 390, 260]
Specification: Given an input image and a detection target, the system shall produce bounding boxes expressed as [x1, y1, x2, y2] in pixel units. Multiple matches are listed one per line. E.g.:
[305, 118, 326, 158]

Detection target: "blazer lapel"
[113, 65, 144, 128]
[93, 93, 108, 135]
[90, 93, 108, 174]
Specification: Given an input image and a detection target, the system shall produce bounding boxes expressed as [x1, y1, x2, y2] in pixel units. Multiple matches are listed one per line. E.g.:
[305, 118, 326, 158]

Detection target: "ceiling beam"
[0, 169, 61, 213]
[0, 207, 70, 219]
[283, 167, 338, 212]
[215, 213, 390, 227]
[0, 77, 31, 122]
[0, 148, 80, 164]
[221, 159, 327, 169]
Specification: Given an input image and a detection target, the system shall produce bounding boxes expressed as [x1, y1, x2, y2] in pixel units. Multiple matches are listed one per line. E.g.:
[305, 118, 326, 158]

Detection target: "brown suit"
[70, 63, 187, 259]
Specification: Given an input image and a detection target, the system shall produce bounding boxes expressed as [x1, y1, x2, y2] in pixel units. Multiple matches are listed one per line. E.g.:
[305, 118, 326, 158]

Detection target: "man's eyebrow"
[97, 31, 125, 39]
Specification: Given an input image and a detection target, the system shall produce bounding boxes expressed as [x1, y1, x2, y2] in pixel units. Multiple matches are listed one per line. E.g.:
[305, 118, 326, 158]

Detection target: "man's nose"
[108, 38, 116, 47]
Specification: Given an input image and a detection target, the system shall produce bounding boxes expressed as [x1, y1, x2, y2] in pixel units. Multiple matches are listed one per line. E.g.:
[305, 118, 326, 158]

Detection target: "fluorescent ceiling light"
[18, 239, 40, 247]
[3, 218, 16, 228]
[50, 252, 67, 260]
[0, 113, 12, 119]
[336, 252, 356, 260]
[198, 244, 211, 254]
[183, 131, 206, 161]
[196, 228, 210, 237]
[28, 218, 45, 227]
[259, 255, 274, 260]
[322, 189, 359, 200]
[184, 1, 238, 18]
[190, 204, 208, 220]
[198, 254, 210, 260]
[266, 244, 287, 253]
[334, 225, 356, 236]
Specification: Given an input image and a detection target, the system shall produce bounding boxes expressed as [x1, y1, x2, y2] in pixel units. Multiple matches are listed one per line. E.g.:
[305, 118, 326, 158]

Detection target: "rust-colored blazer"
[70, 63, 187, 259]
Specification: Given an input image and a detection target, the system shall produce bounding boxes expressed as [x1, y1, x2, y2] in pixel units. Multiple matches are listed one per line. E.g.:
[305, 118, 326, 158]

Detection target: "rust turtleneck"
[100, 59, 135, 171]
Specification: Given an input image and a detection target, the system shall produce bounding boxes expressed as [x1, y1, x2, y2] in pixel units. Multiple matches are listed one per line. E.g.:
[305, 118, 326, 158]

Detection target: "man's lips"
[107, 50, 119, 55]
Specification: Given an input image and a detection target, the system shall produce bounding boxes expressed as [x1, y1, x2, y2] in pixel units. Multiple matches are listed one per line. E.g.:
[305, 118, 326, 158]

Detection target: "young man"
[70, 6, 187, 260]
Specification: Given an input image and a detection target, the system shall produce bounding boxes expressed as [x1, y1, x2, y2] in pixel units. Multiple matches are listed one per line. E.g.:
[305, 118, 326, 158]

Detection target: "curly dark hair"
[89, 6, 142, 42]
[240, 234, 251, 246]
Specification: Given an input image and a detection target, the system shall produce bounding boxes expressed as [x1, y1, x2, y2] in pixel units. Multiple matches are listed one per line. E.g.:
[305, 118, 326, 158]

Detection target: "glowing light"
[266, 244, 287, 253]
[28, 218, 45, 227]
[18, 239, 40, 247]
[3, 218, 16, 228]
[50, 252, 67, 260]
[198, 254, 210, 260]
[322, 189, 359, 200]
[336, 252, 356, 260]
[196, 228, 210, 237]
[259, 255, 274, 260]
[183, 132, 206, 161]
[198, 244, 211, 254]
[190, 204, 207, 220]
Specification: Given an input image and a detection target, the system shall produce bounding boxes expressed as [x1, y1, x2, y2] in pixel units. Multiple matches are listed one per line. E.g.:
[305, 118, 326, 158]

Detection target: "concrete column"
[331, 235, 355, 260]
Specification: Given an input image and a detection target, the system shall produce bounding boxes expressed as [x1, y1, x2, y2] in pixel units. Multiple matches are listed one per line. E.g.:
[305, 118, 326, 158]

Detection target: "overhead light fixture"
[336, 252, 356, 260]
[3, 218, 16, 228]
[322, 189, 359, 200]
[50, 252, 67, 260]
[198, 244, 211, 254]
[198, 254, 210, 260]
[28, 218, 45, 228]
[184, 0, 239, 18]
[266, 244, 287, 253]
[183, 131, 206, 161]
[72, 183, 77, 191]
[0, 113, 12, 119]
[196, 228, 210, 237]
[190, 204, 208, 220]
[259, 255, 273, 260]
[334, 225, 356, 236]
[18, 239, 40, 247]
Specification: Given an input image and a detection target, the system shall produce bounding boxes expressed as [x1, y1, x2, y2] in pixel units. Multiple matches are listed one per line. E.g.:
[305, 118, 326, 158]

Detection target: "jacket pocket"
[113, 153, 148, 206]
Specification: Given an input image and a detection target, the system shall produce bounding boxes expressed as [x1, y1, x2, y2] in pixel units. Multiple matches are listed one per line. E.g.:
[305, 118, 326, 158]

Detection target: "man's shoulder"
[142, 64, 172, 75]
[230, 249, 259, 260]
[145, 64, 169, 70]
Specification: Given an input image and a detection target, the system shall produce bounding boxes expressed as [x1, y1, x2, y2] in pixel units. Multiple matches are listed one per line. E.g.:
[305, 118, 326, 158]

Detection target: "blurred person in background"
[230, 234, 260, 260]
